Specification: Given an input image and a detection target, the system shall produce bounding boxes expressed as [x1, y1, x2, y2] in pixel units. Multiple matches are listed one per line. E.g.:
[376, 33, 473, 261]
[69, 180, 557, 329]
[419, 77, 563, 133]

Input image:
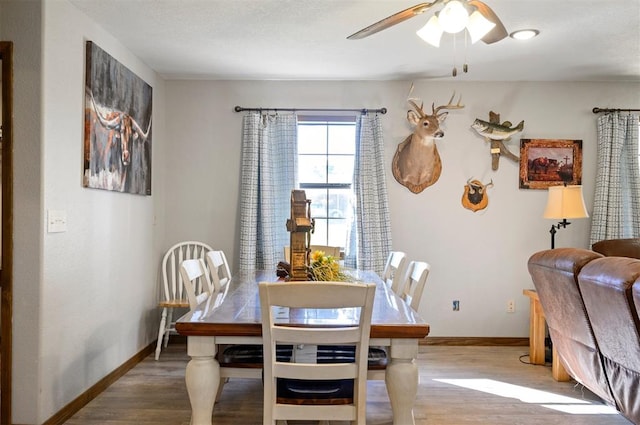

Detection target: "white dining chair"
[284, 245, 342, 263]
[381, 251, 408, 295]
[205, 250, 232, 293]
[179, 258, 214, 310]
[283, 246, 291, 263]
[310, 245, 342, 259]
[400, 260, 431, 311]
[155, 241, 213, 360]
[204, 249, 266, 400]
[259, 280, 376, 425]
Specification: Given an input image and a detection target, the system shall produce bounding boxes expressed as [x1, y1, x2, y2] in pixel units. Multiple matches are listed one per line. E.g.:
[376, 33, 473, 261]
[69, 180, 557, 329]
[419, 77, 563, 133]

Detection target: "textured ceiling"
[69, 0, 640, 82]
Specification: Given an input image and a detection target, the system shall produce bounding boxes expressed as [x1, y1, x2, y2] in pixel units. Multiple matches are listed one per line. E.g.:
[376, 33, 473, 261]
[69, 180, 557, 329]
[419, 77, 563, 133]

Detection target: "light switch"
[47, 210, 67, 233]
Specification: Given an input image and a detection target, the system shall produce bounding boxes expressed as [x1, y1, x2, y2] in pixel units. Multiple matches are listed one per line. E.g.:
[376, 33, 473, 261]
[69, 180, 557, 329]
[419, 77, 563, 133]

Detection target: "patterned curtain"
[238, 113, 298, 273]
[589, 112, 640, 246]
[345, 113, 392, 274]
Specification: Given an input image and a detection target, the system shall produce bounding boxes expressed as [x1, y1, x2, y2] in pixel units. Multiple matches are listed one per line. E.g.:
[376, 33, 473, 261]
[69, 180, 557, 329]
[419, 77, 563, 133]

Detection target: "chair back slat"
[275, 362, 358, 380]
[271, 327, 362, 345]
[178, 246, 186, 298]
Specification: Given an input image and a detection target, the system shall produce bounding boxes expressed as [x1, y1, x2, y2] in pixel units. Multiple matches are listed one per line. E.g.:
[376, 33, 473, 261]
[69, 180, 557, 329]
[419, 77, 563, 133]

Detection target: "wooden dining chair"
[155, 241, 213, 360]
[259, 281, 376, 425]
[381, 251, 408, 295]
[400, 261, 431, 311]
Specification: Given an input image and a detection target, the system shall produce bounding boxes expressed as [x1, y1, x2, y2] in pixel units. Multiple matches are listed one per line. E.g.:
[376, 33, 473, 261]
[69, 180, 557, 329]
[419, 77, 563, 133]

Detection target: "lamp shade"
[467, 10, 496, 43]
[417, 15, 444, 47]
[438, 0, 469, 33]
[543, 185, 589, 219]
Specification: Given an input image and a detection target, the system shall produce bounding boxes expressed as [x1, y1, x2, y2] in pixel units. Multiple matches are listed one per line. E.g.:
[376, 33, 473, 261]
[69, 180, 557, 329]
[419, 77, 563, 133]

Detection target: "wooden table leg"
[528, 295, 546, 365]
[523, 289, 572, 382]
[386, 338, 419, 425]
[186, 336, 219, 425]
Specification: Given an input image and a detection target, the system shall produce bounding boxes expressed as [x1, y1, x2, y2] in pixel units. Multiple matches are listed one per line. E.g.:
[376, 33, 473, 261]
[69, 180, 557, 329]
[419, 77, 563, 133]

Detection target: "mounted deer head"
[392, 92, 464, 193]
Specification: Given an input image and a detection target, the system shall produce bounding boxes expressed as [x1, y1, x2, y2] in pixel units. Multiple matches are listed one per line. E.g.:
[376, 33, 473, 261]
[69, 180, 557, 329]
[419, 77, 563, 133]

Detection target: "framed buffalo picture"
[83, 41, 153, 195]
[519, 139, 582, 189]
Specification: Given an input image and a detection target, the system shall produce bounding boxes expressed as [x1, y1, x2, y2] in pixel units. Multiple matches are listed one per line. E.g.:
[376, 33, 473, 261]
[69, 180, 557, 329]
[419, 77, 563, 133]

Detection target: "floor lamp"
[543, 184, 589, 249]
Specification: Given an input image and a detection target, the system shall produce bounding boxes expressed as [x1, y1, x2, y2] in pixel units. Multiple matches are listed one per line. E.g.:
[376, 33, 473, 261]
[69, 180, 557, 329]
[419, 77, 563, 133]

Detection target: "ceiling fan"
[347, 0, 508, 44]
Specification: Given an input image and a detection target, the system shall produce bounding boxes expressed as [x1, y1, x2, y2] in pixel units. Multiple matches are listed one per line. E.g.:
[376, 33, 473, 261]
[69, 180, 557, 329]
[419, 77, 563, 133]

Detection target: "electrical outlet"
[507, 300, 515, 313]
[453, 300, 460, 311]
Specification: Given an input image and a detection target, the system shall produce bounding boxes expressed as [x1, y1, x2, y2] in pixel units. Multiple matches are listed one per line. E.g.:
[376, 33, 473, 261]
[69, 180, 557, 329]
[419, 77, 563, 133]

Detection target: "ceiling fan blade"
[468, 0, 508, 44]
[347, 2, 439, 40]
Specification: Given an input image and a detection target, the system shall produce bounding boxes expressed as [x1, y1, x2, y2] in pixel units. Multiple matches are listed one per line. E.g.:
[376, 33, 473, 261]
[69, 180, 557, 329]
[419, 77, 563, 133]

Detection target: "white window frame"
[297, 115, 357, 248]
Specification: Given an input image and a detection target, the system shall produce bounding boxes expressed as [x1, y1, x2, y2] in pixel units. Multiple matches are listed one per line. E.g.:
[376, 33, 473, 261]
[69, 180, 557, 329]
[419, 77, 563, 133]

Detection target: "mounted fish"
[471, 111, 523, 170]
[461, 178, 494, 212]
[392, 92, 464, 193]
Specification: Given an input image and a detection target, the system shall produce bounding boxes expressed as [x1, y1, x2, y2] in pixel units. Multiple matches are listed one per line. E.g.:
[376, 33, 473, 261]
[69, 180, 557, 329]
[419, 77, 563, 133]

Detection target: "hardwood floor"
[64, 344, 631, 425]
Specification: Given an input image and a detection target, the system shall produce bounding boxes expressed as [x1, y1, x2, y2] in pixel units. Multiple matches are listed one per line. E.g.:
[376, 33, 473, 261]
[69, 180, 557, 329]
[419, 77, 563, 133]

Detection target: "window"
[297, 116, 356, 249]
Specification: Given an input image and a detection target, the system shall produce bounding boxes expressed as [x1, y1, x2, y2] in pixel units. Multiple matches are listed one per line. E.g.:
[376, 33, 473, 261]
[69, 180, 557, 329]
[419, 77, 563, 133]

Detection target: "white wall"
[1, 1, 44, 423]
[1, 0, 638, 421]
[164, 79, 640, 339]
[0, 0, 167, 422]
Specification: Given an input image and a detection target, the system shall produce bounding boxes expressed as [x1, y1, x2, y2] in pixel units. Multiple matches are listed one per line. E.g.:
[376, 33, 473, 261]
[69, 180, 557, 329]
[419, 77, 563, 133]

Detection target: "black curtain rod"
[234, 106, 387, 114]
[592, 107, 640, 113]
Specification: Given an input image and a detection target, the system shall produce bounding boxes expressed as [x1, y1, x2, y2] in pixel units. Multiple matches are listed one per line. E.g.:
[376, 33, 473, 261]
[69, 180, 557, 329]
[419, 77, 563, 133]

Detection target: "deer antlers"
[407, 92, 464, 119]
[433, 92, 464, 116]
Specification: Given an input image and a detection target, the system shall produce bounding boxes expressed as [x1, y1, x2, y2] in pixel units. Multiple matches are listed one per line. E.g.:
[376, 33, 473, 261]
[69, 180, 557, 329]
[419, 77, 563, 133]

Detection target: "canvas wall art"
[519, 139, 582, 189]
[83, 41, 152, 195]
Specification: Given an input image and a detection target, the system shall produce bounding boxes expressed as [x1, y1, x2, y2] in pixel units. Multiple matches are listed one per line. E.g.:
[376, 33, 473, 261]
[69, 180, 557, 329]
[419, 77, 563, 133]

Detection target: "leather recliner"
[529, 247, 640, 424]
[592, 238, 640, 259]
[527, 248, 615, 406]
[578, 256, 640, 425]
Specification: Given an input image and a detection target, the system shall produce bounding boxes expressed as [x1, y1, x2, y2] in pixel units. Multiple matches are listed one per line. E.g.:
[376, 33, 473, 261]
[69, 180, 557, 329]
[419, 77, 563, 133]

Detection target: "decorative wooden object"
[522, 289, 571, 381]
[461, 178, 494, 212]
[471, 111, 522, 170]
[285, 190, 314, 280]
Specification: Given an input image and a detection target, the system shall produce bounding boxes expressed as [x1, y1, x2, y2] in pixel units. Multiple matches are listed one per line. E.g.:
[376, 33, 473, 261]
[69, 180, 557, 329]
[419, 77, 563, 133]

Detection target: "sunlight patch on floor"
[434, 379, 618, 415]
[541, 404, 620, 414]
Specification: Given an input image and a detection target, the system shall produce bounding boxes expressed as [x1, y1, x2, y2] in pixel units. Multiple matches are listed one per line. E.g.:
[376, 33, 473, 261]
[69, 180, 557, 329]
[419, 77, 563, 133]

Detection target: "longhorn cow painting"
[83, 41, 152, 195]
[518, 139, 582, 189]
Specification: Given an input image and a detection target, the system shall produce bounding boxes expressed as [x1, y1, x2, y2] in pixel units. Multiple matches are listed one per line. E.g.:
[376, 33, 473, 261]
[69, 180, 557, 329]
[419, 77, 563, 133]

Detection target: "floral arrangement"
[309, 250, 351, 281]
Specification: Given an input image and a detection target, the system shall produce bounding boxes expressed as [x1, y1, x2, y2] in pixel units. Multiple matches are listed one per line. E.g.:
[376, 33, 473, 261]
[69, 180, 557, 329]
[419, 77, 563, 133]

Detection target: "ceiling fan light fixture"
[417, 15, 443, 47]
[466, 10, 496, 43]
[438, 0, 469, 34]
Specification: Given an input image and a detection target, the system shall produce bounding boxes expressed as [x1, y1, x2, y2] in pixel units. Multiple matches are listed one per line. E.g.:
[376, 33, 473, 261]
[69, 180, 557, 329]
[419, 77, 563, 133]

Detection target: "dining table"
[176, 269, 430, 425]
